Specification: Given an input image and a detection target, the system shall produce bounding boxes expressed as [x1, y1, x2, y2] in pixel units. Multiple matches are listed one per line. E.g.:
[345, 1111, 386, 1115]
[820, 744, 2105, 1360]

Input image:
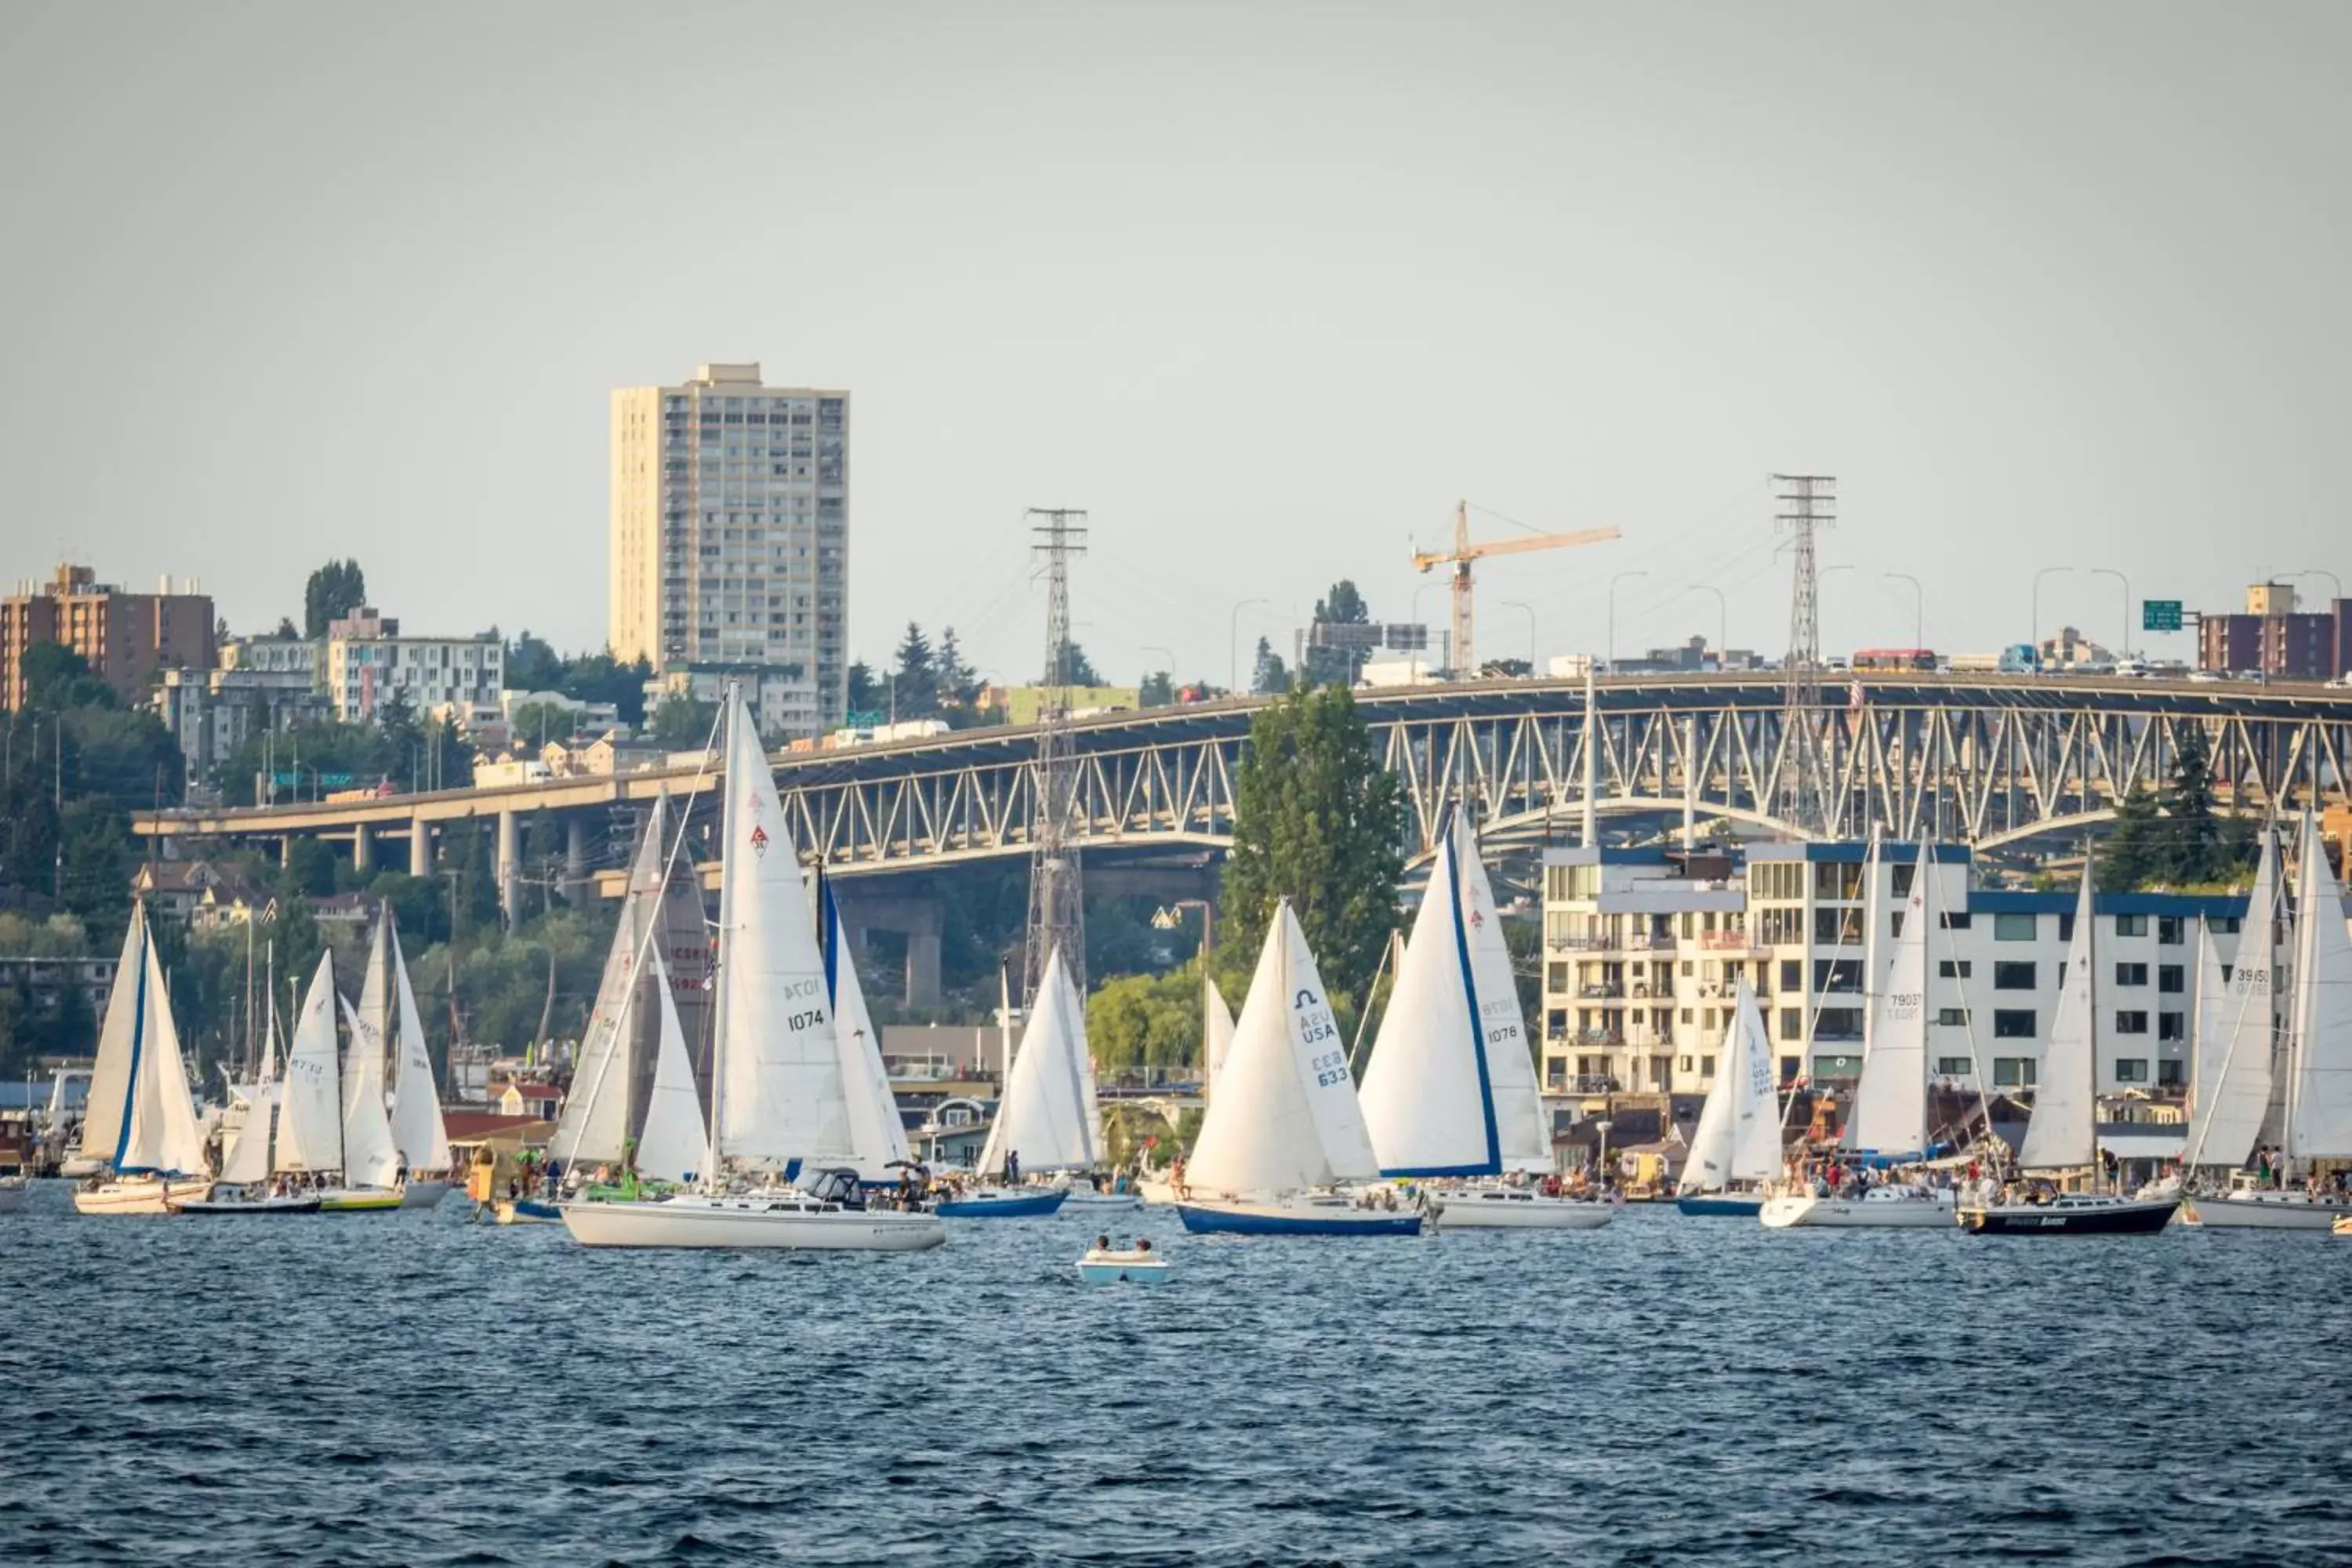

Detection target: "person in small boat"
[1134, 1236, 1151, 1254]
[1095, 1232, 1112, 1252]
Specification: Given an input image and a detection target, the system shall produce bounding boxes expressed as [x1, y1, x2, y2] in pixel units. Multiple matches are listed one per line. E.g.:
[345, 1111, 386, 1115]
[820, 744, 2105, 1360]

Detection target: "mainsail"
[1846, 844, 1931, 1156]
[1185, 901, 1381, 1198]
[822, 879, 913, 1179]
[2185, 826, 2278, 1170]
[274, 951, 343, 1174]
[2286, 814, 2352, 1160]
[978, 946, 1097, 1174]
[2019, 869, 2099, 1171]
[341, 919, 403, 1188]
[1726, 979, 1783, 1183]
[1203, 978, 1236, 1096]
[635, 949, 709, 1185]
[90, 909, 209, 1178]
[388, 925, 452, 1175]
[553, 798, 675, 1167]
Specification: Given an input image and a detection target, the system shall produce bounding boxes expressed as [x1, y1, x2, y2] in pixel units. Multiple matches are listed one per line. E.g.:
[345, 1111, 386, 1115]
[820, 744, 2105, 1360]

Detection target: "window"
[1677, 1054, 1694, 1073]
[1815, 862, 1864, 900]
[2212, 916, 2243, 935]
[1680, 1007, 1694, 1025]
[2115, 963, 2148, 987]
[1993, 1009, 2035, 1039]
[1993, 1056, 2038, 1087]
[1940, 911, 1973, 931]
[2060, 913, 2077, 943]
[1814, 959, 1863, 994]
[1759, 907, 1807, 945]
[1751, 862, 1806, 901]
[1936, 1057, 1973, 1076]
[1816, 1007, 1864, 1040]
[1680, 959, 1694, 977]
[2158, 964, 2185, 994]
[2158, 1059, 2185, 1087]
[2114, 913, 2147, 937]
[1780, 1056, 1802, 1084]
[1993, 962, 2038, 990]
[1700, 1054, 1716, 1077]
[1814, 907, 1864, 946]
[1936, 1007, 1969, 1027]
[1681, 913, 1695, 939]
[1547, 963, 1570, 993]
[1780, 960, 1803, 993]
[2115, 1011, 2149, 1035]
[1938, 959, 1973, 979]
[1994, 913, 2038, 942]
[1891, 862, 1918, 897]
[1780, 1008, 1804, 1042]
[2114, 1058, 2149, 1083]
[2159, 916, 2185, 946]
[2159, 1011, 2186, 1041]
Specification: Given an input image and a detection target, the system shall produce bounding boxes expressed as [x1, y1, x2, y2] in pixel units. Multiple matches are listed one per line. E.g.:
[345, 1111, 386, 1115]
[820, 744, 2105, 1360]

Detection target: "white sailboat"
[322, 916, 405, 1212]
[1675, 978, 1782, 1216]
[821, 877, 915, 1183]
[1962, 862, 2179, 1234]
[275, 949, 345, 1181]
[1764, 844, 1955, 1229]
[1175, 899, 1422, 1236]
[1140, 974, 1233, 1207]
[551, 793, 679, 1181]
[2189, 815, 2352, 1229]
[73, 902, 214, 1214]
[561, 684, 944, 1250]
[1359, 812, 1606, 1229]
[635, 949, 710, 1185]
[946, 947, 1089, 1218]
[388, 924, 455, 1207]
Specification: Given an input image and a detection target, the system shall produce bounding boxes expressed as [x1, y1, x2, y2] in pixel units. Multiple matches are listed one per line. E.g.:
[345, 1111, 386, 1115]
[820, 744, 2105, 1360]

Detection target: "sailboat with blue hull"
[1175, 901, 1424, 1237]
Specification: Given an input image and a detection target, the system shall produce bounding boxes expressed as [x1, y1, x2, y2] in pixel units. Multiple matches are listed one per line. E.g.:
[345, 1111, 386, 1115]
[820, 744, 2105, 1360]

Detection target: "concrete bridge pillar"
[352, 822, 373, 877]
[832, 891, 946, 1007]
[564, 817, 589, 902]
[906, 927, 942, 1010]
[496, 808, 521, 928]
[409, 814, 432, 876]
[279, 835, 292, 869]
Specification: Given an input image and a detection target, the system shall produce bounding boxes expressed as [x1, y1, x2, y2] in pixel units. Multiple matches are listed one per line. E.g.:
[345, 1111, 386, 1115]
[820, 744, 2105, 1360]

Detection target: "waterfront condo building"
[608, 363, 848, 739]
[2, 564, 216, 711]
[323, 608, 503, 724]
[1538, 840, 2245, 1108]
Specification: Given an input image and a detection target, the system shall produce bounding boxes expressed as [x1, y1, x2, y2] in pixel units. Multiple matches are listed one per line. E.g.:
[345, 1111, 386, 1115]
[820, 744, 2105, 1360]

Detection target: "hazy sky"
[5, 2, 2348, 685]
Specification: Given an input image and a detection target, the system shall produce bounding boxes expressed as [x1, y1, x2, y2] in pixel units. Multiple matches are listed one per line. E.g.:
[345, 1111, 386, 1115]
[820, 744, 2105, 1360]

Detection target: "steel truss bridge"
[138, 673, 2352, 888]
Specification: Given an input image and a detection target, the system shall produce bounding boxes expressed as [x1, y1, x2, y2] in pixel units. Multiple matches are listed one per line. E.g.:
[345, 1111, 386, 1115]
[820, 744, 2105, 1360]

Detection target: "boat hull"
[73, 1178, 213, 1216]
[1961, 1197, 2180, 1235]
[1135, 1178, 1178, 1206]
[399, 1178, 452, 1210]
[1675, 1193, 1765, 1218]
[170, 1196, 324, 1216]
[1760, 1192, 1955, 1229]
[1436, 1192, 1614, 1229]
[493, 1198, 564, 1225]
[2183, 1192, 2352, 1230]
[319, 1187, 405, 1213]
[1077, 1255, 1169, 1284]
[561, 1195, 947, 1250]
[935, 1190, 1067, 1218]
[1175, 1200, 1424, 1237]
[1062, 1192, 1142, 1211]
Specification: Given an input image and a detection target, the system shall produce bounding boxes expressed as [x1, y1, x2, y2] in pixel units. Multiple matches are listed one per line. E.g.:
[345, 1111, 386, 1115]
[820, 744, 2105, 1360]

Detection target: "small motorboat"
[170, 1192, 324, 1216]
[2334, 1214, 2352, 1237]
[1760, 1185, 1956, 1230]
[934, 1186, 1067, 1218]
[1960, 1192, 2180, 1236]
[0, 1176, 28, 1214]
[399, 1178, 453, 1210]
[1077, 1244, 1169, 1284]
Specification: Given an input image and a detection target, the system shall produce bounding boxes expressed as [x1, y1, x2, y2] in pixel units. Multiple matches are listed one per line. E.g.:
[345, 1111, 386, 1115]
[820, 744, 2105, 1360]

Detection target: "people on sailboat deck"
[1005, 1150, 1021, 1185]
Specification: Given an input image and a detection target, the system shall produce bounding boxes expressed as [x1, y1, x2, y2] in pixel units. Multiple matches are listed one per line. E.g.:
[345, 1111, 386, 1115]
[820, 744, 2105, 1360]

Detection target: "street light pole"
[1501, 600, 1538, 671]
[1608, 571, 1649, 672]
[2089, 568, 2131, 659]
[2273, 568, 2345, 606]
[1229, 598, 1269, 695]
[2032, 567, 2074, 668]
[1883, 572, 1924, 655]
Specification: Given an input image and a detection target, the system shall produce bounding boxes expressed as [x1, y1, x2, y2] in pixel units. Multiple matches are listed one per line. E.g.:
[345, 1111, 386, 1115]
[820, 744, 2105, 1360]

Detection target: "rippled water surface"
[5, 1185, 2351, 1566]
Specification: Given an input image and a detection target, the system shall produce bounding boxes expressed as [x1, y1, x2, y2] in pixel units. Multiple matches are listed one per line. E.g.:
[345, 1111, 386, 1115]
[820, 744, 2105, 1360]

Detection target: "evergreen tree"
[504, 630, 563, 691]
[1250, 636, 1289, 695]
[1304, 579, 1374, 687]
[1218, 684, 1406, 1007]
[846, 661, 881, 718]
[1048, 635, 1102, 689]
[892, 622, 940, 717]
[303, 559, 367, 638]
[1138, 671, 1174, 707]
[2098, 786, 2164, 890]
[936, 626, 981, 707]
[2166, 724, 2220, 880]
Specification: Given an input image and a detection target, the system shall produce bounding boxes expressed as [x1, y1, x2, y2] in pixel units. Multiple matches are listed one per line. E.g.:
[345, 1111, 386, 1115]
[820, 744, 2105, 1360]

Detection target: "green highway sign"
[2143, 600, 2183, 632]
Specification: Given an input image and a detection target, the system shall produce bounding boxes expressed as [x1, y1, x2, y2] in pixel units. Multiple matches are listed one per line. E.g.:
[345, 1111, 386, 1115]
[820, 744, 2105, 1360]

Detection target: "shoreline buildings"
[608, 363, 849, 740]
[2, 564, 215, 712]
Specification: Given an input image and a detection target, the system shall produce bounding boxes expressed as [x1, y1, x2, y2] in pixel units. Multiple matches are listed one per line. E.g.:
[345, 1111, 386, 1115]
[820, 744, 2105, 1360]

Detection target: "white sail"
[553, 802, 671, 1167]
[1359, 826, 1496, 1174]
[1727, 978, 1784, 1183]
[1679, 1010, 1741, 1193]
[2286, 815, 2352, 1159]
[339, 920, 403, 1187]
[1203, 978, 1236, 1094]
[1185, 901, 1380, 1197]
[114, 927, 209, 1178]
[1846, 844, 1931, 1156]
[825, 883, 913, 1179]
[2187, 826, 2278, 1170]
[217, 1093, 273, 1185]
[2019, 869, 2099, 1170]
[713, 687, 851, 1168]
[1461, 820, 1552, 1173]
[78, 909, 152, 1167]
[387, 926, 453, 1174]
[635, 949, 710, 1185]
[978, 947, 1098, 1174]
[274, 951, 343, 1174]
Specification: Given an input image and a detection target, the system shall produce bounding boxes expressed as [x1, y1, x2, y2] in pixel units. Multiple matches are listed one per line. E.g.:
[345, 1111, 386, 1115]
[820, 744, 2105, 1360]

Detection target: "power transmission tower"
[1774, 474, 1835, 837]
[1023, 508, 1090, 1004]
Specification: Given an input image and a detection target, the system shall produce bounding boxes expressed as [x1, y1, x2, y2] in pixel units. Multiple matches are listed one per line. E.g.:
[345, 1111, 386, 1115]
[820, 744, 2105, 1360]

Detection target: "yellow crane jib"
[1411, 500, 1621, 677]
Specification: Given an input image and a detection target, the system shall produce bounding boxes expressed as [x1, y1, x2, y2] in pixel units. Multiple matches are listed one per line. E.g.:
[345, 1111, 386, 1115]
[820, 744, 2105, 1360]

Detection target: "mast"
[704, 684, 742, 1194]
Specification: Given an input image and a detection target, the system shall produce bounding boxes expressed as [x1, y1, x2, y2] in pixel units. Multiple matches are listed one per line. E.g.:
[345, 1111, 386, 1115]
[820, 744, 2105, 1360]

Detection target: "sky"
[5, 2, 2350, 687]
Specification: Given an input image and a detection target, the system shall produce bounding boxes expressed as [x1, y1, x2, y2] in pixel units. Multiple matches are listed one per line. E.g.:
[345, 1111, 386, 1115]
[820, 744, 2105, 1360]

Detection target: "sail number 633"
[1310, 1048, 1348, 1087]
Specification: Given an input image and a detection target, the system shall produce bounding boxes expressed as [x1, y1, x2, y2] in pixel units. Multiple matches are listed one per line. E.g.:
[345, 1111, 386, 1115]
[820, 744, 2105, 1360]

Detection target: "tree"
[303, 559, 367, 638]
[1048, 635, 1102, 690]
[649, 695, 718, 749]
[1087, 967, 1204, 1071]
[508, 700, 578, 749]
[504, 630, 563, 691]
[1139, 671, 1174, 708]
[2166, 724, 2221, 881]
[1218, 684, 1406, 1008]
[847, 662, 881, 719]
[937, 626, 981, 708]
[2098, 786, 2164, 890]
[274, 615, 300, 639]
[19, 643, 115, 711]
[1305, 579, 1373, 687]
[892, 622, 939, 717]
[1250, 636, 1290, 696]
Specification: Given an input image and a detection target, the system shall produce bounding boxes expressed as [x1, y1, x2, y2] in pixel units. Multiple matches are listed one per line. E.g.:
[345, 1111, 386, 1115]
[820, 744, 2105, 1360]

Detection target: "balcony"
[1578, 983, 1624, 1000]
[1700, 931, 1762, 953]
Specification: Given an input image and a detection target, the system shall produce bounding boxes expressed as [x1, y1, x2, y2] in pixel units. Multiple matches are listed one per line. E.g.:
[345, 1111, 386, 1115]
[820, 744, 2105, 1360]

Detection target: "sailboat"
[320, 916, 407, 1212]
[73, 902, 214, 1214]
[1359, 811, 1606, 1229]
[2186, 815, 2352, 1229]
[819, 876, 917, 1185]
[387, 924, 456, 1207]
[176, 979, 318, 1214]
[946, 947, 1089, 1218]
[1960, 862, 2179, 1235]
[1675, 978, 1784, 1216]
[560, 684, 944, 1250]
[1174, 899, 1421, 1236]
[1138, 973, 1232, 1207]
[1763, 844, 1957, 1229]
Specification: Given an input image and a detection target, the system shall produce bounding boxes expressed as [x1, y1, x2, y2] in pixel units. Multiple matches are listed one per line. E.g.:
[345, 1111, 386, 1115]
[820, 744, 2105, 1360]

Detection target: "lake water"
[3, 1186, 2349, 1566]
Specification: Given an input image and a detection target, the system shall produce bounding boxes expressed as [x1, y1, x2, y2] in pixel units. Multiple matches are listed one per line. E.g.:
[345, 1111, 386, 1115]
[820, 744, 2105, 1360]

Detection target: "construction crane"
[1411, 501, 1621, 677]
